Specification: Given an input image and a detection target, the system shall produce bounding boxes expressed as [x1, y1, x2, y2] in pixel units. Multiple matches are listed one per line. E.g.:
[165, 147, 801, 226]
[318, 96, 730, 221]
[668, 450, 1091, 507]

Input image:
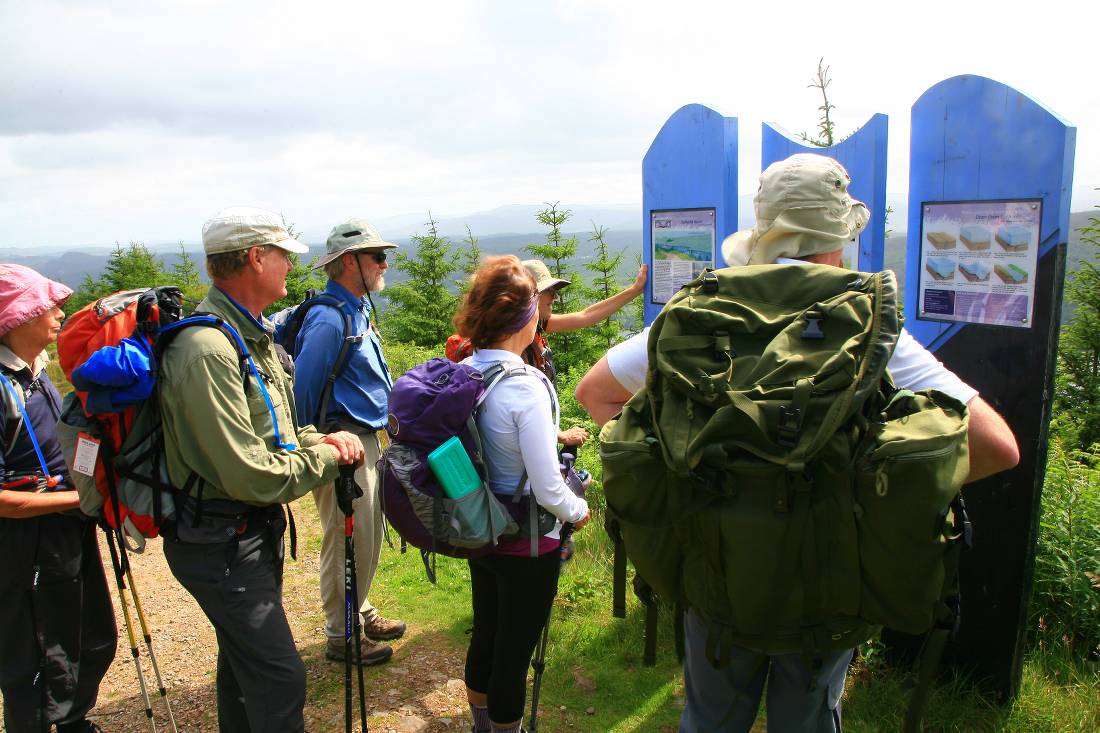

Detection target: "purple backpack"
[380, 357, 524, 580]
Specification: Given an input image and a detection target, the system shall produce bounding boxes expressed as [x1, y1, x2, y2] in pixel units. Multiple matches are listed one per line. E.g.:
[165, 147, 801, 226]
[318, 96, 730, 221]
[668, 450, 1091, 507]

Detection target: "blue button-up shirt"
[291, 281, 392, 430]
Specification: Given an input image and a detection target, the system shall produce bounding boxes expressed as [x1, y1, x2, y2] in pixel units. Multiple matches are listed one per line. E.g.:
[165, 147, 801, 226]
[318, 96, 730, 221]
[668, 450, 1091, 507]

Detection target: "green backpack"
[601, 264, 971, 667]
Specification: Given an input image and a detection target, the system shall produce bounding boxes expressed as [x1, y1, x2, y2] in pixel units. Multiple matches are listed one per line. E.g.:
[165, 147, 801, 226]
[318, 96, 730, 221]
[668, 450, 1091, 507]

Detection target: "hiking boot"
[325, 636, 393, 666]
[363, 614, 407, 641]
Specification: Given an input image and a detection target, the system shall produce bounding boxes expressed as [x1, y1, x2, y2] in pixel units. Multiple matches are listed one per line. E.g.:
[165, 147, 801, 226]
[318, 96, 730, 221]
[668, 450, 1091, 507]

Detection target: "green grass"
[840, 643, 1100, 732]
[358, 374, 1100, 732]
[367, 515, 684, 732]
[361, 493, 1100, 732]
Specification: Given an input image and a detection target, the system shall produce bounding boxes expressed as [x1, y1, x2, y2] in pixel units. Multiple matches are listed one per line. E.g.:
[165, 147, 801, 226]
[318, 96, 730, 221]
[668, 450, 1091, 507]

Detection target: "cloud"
[0, 0, 1096, 249]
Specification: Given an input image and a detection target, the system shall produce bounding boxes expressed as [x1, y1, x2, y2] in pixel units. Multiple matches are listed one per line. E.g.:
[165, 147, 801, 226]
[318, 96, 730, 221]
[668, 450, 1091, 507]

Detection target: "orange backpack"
[56, 287, 186, 545]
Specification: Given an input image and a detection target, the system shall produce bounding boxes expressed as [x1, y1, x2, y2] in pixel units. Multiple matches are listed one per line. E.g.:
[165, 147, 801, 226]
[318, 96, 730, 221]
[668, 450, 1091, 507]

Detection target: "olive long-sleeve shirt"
[158, 287, 339, 506]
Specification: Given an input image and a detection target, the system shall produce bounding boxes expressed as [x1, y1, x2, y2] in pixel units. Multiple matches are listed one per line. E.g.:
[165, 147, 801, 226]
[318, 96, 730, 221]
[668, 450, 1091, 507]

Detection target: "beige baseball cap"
[721, 154, 869, 267]
[313, 218, 399, 269]
[522, 259, 570, 293]
[202, 207, 309, 256]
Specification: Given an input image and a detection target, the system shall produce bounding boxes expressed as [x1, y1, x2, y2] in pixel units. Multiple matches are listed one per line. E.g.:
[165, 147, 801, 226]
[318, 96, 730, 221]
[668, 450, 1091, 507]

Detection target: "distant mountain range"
[370, 204, 641, 238]
[1, 207, 1095, 324]
[0, 227, 648, 291]
[5, 185, 1097, 256]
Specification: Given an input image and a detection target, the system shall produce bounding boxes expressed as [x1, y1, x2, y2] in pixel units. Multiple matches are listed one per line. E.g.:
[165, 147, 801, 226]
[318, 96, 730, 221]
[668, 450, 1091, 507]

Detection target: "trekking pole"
[337, 464, 369, 733]
[103, 526, 159, 733]
[122, 559, 180, 732]
[350, 546, 369, 733]
[527, 522, 574, 733]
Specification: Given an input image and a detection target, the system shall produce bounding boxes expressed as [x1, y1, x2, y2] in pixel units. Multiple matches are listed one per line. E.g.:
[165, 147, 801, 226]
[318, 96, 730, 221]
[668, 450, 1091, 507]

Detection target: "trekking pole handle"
[335, 464, 362, 519]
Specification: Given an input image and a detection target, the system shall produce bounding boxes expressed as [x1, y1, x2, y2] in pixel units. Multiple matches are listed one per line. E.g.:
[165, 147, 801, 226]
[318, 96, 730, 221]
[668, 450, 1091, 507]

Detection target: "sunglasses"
[361, 251, 387, 264]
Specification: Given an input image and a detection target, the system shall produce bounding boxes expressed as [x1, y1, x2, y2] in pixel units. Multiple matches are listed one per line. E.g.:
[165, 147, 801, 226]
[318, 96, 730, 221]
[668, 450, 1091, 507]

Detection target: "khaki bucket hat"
[721, 154, 869, 267]
[522, 259, 570, 293]
[202, 207, 310, 256]
[313, 218, 399, 269]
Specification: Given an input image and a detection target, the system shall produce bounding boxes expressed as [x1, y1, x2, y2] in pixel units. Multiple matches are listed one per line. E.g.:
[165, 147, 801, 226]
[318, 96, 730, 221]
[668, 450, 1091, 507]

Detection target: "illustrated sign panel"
[650, 208, 715, 304]
[917, 199, 1041, 329]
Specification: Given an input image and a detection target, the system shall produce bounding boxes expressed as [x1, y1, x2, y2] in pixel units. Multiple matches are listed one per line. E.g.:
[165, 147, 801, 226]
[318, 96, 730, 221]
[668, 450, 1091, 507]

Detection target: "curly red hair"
[453, 256, 538, 349]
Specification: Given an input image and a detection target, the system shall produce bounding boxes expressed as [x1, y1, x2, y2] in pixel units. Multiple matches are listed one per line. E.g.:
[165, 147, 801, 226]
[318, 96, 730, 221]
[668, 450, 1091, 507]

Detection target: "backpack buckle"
[700, 270, 719, 294]
[801, 314, 825, 340]
[777, 405, 801, 448]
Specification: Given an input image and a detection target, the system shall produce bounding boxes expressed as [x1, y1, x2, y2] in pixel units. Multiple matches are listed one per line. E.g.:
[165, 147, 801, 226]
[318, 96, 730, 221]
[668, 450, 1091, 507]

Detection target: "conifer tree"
[383, 215, 464, 347]
[584, 225, 627, 349]
[271, 215, 323, 312]
[65, 242, 173, 314]
[456, 226, 482, 294]
[104, 241, 165, 292]
[1055, 208, 1100, 449]
[524, 203, 595, 376]
[169, 243, 207, 307]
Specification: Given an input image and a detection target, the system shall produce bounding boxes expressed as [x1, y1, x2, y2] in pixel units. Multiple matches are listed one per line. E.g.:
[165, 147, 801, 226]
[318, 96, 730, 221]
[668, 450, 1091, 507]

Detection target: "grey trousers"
[164, 508, 305, 733]
[680, 610, 853, 733]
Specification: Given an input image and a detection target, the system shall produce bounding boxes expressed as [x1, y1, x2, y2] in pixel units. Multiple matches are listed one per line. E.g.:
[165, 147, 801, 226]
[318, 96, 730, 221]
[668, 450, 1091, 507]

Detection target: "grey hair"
[324, 256, 345, 280]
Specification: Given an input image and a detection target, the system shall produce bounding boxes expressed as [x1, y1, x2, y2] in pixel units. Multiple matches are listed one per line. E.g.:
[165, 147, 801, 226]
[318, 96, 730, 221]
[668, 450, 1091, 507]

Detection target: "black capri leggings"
[464, 550, 562, 723]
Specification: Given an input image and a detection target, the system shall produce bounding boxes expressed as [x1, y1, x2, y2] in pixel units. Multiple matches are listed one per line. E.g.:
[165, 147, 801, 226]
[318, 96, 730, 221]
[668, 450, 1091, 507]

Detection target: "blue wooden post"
[642, 104, 738, 326]
[889, 75, 1076, 701]
[761, 114, 889, 272]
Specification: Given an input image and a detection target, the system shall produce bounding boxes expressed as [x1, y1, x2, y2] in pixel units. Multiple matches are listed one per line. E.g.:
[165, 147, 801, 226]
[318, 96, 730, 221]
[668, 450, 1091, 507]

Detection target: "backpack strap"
[902, 494, 971, 733]
[156, 314, 298, 488]
[278, 293, 359, 430]
[0, 368, 25, 458]
[474, 361, 561, 556]
[0, 371, 61, 488]
[161, 316, 301, 554]
[315, 303, 358, 430]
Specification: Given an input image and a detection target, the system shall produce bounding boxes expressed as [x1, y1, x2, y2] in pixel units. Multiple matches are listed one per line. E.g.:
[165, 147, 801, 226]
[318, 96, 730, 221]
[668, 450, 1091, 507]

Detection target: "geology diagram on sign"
[650, 209, 715, 304]
[918, 200, 1041, 329]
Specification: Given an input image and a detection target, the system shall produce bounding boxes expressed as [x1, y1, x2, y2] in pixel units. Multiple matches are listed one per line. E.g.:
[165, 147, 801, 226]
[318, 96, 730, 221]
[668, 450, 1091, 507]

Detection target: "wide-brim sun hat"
[202, 206, 310, 256]
[0, 264, 73, 337]
[522, 259, 570, 293]
[721, 153, 869, 267]
[313, 218, 399, 269]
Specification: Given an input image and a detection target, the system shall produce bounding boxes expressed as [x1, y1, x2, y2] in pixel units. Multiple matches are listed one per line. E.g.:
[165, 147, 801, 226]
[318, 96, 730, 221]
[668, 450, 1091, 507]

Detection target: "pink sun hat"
[0, 264, 73, 337]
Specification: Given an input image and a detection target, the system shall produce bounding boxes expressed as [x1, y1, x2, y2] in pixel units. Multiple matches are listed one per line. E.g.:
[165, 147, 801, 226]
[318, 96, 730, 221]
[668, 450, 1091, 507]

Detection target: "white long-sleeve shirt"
[464, 349, 588, 525]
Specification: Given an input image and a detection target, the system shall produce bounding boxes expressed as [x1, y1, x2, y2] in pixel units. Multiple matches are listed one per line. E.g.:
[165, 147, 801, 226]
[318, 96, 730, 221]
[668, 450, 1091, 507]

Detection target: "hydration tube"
[159, 316, 297, 451]
[1, 374, 63, 489]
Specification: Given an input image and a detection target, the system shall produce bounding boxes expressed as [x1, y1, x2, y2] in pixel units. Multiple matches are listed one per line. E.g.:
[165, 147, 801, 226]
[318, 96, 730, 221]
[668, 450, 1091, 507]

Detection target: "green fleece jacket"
[158, 286, 339, 506]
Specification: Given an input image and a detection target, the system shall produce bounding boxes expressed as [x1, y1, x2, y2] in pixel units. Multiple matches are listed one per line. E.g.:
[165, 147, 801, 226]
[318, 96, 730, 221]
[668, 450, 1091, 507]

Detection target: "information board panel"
[650, 208, 715, 304]
[917, 199, 1041, 329]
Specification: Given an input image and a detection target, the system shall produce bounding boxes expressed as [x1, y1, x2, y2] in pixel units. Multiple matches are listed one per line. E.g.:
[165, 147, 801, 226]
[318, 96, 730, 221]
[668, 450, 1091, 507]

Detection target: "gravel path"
[2, 497, 472, 733]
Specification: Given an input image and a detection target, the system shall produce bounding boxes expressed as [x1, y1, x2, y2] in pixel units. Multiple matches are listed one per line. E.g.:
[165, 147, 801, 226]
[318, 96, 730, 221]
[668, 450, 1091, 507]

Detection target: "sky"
[1, 0, 1098, 248]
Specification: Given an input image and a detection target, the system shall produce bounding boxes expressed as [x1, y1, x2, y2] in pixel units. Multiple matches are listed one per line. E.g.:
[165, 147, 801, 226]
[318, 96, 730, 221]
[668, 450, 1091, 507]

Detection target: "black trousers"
[0, 514, 117, 733]
[464, 551, 561, 723]
[163, 507, 305, 733]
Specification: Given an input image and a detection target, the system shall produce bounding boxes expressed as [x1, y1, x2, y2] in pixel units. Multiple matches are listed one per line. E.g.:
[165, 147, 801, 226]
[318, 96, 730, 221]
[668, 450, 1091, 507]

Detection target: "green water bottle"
[427, 436, 482, 499]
